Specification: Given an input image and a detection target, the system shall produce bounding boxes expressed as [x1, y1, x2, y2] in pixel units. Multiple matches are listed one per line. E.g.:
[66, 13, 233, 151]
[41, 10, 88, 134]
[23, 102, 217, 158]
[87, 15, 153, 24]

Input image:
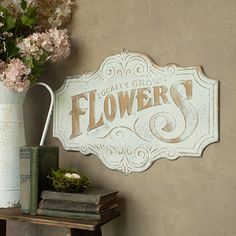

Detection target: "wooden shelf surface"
[0, 208, 120, 231]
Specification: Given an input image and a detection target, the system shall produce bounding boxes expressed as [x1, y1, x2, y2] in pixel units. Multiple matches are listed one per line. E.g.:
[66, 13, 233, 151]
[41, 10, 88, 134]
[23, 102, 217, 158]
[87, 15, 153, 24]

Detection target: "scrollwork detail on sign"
[99, 124, 149, 142]
[100, 51, 150, 79]
[95, 145, 180, 174]
[129, 147, 150, 167]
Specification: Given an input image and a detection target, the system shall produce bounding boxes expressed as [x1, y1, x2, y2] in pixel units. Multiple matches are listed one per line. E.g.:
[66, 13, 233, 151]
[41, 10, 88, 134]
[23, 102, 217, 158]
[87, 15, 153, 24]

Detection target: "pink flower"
[0, 60, 6, 72]
[0, 58, 31, 92]
[34, 0, 73, 30]
[17, 28, 71, 62]
[17, 33, 45, 61]
[47, 28, 71, 62]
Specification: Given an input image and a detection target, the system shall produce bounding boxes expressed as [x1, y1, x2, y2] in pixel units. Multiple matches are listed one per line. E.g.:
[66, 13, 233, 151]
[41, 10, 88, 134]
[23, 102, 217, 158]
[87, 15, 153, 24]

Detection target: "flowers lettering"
[0, 0, 73, 92]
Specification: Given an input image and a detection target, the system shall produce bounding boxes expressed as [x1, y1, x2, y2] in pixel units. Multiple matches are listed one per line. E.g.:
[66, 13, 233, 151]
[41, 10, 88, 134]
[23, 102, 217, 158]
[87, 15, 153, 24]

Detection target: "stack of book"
[37, 187, 119, 220]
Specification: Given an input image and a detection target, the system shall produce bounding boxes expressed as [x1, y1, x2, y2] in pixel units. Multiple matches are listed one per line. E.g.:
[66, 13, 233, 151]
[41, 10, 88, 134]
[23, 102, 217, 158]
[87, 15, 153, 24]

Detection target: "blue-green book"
[36, 207, 117, 220]
[20, 146, 59, 215]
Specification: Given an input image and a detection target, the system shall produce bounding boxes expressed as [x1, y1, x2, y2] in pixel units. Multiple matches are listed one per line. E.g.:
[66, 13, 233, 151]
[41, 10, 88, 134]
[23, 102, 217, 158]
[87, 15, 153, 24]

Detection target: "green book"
[20, 146, 59, 215]
[39, 199, 118, 214]
[36, 208, 116, 220]
[41, 187, 118, 205]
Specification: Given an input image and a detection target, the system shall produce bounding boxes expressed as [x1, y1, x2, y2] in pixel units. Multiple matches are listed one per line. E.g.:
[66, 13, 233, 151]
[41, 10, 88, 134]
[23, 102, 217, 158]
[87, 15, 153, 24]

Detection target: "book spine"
[41, 191, 100, 204]
[20, 146, 59, 215]
[36, 208, 101, 220]
[20, 147, 31, 214]
[39, 199, 100, 213]
[20, 147, 39, 214]
[39, 199, 118, 214]
[30, 147, 39, 215]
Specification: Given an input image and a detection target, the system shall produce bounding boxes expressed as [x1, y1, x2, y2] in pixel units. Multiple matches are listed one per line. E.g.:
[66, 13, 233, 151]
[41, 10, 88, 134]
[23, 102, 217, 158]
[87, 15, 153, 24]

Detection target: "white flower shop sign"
[53, 51, 219, 174]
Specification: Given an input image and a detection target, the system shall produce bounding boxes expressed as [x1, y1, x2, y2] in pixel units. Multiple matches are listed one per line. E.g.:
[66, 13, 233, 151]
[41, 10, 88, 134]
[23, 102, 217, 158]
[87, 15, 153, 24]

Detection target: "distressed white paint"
[0, 83, 25, 207]
[53, 51, 219, 174]
[0, 82, 54, 207]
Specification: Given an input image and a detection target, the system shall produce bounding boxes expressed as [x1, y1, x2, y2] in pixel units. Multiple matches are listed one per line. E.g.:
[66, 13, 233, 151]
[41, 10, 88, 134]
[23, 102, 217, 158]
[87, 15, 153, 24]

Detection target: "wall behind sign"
[14, 0, 236, 235]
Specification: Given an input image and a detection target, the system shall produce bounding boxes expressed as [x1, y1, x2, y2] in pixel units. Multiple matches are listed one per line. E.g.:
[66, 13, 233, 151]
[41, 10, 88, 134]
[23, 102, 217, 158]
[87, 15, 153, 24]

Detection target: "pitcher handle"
[31, 82, 55, 146]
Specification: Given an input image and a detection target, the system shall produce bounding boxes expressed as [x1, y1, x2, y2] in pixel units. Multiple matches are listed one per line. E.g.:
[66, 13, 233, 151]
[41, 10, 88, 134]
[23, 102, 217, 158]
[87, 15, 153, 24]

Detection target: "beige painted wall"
[8, 0, 236, 235]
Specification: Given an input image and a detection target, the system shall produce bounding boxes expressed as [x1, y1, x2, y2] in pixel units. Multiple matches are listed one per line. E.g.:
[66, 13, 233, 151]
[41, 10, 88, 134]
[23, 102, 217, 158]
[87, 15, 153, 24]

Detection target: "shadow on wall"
[24, 86, 51, 146]
[103, 196, 127, 236]
[41, 38, 81, 91]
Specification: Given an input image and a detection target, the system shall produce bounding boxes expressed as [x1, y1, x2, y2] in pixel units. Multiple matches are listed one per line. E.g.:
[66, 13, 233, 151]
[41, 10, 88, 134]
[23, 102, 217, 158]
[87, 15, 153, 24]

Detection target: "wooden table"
[0, 208, 120, 236]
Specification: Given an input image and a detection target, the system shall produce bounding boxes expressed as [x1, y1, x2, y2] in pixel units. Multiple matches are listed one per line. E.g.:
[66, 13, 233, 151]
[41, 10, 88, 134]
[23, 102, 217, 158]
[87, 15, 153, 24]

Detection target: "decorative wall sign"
[53, 51, 219, 174]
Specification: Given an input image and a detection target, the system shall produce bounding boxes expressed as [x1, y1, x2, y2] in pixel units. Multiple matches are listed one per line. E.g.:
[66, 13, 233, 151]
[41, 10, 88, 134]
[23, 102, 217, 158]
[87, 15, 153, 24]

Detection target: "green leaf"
[21, 15, 35, 27]
[22, 51, 48, 81]
[23, 56, 34, 68]
[32, 65, 45, 79]
[0, 6, 16, 31]
[5, 40, 20, 59]
[6, 15, 16, 30]
[21, 0, 27, 10]
[21, 6, 37, 28]
[37, 53, 48, 65]
[0, 5, 7, 15]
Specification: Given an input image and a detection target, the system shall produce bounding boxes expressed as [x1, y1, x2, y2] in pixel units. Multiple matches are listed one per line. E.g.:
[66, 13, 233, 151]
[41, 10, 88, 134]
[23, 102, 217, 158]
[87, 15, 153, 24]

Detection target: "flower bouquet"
[0, 0, 73, 92]
[0, 0, 74, 208]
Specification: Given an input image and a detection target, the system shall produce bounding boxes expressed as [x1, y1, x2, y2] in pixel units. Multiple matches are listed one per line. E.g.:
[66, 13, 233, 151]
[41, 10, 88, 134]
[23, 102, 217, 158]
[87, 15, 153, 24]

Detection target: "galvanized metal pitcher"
[0, 82, 54, 207]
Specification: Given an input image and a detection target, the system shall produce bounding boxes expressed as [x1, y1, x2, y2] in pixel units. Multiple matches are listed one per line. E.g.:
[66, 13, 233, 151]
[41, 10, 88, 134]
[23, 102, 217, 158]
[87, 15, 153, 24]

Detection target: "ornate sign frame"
[53, 51, 219, 174]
